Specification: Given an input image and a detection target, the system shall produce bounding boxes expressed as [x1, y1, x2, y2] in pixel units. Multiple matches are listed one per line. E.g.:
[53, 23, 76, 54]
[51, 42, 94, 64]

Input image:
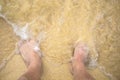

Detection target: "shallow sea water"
[0, 0, 120, 80]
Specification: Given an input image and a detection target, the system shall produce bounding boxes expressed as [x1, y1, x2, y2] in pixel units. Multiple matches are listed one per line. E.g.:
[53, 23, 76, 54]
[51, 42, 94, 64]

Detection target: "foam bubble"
[12, 23, 30, 40]
[0, 12, 46, 56]
[98, 66, 117, 80]
[0, 13, 30, 40]
[37, 31, 46, 44]
[0, 5, 2, 11]
[88, 58, 97, 68]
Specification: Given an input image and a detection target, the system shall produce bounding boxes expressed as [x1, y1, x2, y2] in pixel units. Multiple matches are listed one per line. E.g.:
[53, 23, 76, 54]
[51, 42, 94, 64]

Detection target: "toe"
[73, 42, 89, 63]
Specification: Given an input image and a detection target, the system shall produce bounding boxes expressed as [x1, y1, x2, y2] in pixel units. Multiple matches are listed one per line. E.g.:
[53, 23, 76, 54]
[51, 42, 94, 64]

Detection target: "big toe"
[73, 43, 89, 63]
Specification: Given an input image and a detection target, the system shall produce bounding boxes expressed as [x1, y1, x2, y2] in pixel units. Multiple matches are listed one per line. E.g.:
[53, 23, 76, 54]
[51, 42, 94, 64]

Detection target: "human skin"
[71, 43, 95, 80]
[18, 40, 42, 80]
[18, 40, 94, 80]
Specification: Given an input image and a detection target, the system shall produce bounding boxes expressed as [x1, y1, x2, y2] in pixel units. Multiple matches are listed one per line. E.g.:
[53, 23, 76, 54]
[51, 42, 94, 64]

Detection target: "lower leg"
[18, 40, 42, 80]
[72, 43, 95, 80]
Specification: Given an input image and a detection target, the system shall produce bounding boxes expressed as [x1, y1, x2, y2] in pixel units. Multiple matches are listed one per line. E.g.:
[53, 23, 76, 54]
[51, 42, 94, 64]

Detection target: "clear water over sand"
[0, 0, 120, 80]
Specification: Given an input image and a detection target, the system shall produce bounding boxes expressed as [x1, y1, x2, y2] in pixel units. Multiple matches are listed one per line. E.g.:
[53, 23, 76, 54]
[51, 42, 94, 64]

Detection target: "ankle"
[29, 58, 41, 69]
[27, 63, 41, 77]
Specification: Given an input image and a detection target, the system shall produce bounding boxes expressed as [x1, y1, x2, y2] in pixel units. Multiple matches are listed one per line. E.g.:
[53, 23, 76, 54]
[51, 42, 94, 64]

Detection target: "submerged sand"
[0, 0, 120, 80]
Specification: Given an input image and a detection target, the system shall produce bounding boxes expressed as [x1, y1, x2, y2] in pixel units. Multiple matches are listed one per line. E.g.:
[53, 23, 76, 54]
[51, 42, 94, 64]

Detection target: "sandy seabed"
[0, 0, 120, 80]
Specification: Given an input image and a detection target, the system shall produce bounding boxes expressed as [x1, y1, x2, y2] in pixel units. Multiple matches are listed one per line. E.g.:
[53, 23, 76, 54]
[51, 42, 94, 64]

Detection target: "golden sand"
[0, 0, 120, 80]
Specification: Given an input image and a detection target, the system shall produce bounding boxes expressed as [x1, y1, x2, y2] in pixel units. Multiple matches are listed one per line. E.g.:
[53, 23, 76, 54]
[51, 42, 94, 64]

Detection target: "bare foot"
[18, 39, 41, 66]
[18, 39, 42, 80]
[71, 43, 88, 71]
[71, 43, 94, 80]
[73, 43, 89, 63]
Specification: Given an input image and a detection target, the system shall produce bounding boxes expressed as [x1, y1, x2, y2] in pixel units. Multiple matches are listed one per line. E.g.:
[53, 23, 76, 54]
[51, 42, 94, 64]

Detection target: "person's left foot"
[18, 39, 42, 80]
[18, 39, 41, 67]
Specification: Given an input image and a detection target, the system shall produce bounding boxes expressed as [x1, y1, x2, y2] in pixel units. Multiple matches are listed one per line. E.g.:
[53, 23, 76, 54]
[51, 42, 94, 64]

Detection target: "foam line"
[0, 13, 31, 40]
[0, 5, 2, 11]
[98, 66, 117, 80]
[0, 12, 45, 70]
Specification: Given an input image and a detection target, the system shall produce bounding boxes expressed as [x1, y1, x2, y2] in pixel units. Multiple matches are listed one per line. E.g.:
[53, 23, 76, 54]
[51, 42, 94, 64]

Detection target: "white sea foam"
[0, 13, 46, 54]
[0, 11, 46, 71]
[88, 58, 98, 68]
[0, 5, 2, 11]
[84, 43, 98, 68]
[98, 66, 117, 80]
[0, 13, 31, 40]
[88, 47, 99, 68]
[12, 23, 30, 40]
[0, 13, 46, 41]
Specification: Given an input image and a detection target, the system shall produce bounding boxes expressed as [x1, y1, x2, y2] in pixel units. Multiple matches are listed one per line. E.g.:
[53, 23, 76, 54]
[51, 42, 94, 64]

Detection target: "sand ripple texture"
[0, 0, 120, 80]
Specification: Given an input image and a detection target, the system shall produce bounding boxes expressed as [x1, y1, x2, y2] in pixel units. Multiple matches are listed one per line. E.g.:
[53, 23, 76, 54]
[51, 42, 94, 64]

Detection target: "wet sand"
[0, 0, 120, 80]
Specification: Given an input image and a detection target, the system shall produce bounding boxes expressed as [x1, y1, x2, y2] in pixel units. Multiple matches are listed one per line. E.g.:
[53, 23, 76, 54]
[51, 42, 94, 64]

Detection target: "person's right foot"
[71, 43, 95, 80]
[72, 43, 89, 71]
